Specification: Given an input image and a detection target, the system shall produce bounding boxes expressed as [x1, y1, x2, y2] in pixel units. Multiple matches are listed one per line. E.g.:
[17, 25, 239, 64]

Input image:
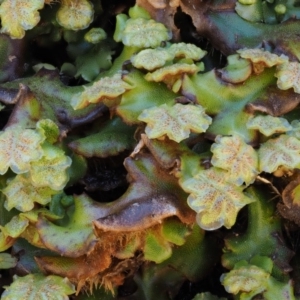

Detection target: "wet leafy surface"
[1, 1, 300, 299]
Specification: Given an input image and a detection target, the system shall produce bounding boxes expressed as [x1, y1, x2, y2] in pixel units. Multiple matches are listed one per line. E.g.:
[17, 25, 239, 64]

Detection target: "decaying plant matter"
[1, 0, 300, 299]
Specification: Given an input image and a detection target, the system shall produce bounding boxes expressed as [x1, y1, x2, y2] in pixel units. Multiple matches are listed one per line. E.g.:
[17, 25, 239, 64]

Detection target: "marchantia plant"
[1, 0, 300, 299]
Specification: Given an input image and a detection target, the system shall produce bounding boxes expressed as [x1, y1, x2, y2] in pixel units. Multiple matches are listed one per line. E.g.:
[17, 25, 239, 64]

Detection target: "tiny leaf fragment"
[221, 262, 270, 296]
[1, 274, 75, 300]
[0, 126, 44, 175]
[138, 103, 212, 143]
[1, 215, 29, 238]
[221, 257, 295, 300]
[36, 119, 60, 144]
[144, 63, 200, 85]
[3, 174, 57, 212]
[0, 0, 44, 39]
[180, 168, 254, 230]
[169, 43, 207, 61]
[237, 48, 288, 74]
[84, 27, 107, 44]
[121, 18, 171, 48]
[276, 61, 300, 93]
[131, 48, 173, 71]
[56, 0, 94, 31]
[29, 144, 72, 191]
[0, 253, 17, 269]
[258, 134, 300, 173]
[287, 120, 300, 139]
[211, 135, 258, 186]
[246, 115, 292, 136]
[71, 74, 133, 110]
[218, 54, 252, 84]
